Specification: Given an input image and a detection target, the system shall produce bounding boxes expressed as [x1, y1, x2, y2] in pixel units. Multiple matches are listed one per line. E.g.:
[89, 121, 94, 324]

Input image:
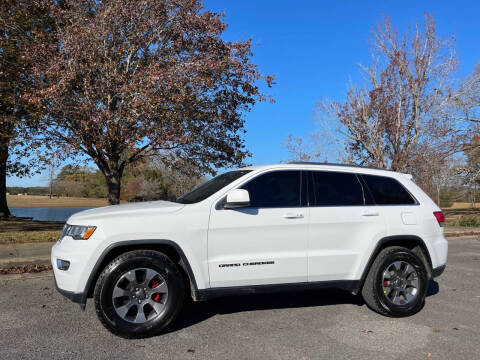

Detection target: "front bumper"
[53, 273, 86, 309]
[51, 235, 104, 310]
[432, 264, 446, 278]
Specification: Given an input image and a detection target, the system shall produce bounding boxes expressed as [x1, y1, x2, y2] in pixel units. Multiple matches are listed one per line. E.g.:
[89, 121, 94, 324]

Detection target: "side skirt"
[195, 280, 361, 301]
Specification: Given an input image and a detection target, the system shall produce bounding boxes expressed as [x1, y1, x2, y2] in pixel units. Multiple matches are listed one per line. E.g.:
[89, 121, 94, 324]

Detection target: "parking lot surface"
[1, 236, 479, 360]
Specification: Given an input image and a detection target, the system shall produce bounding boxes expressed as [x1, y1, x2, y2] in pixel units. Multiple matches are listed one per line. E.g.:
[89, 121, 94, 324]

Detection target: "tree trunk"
[105, 167, 122, 205]
[0, 147, 11, 218]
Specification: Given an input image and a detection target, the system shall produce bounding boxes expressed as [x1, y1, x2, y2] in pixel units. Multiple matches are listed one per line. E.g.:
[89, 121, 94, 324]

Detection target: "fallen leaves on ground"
[433, 329, 440, 333]
[0, 264, 52, 275]
[427, 352, 432, 358]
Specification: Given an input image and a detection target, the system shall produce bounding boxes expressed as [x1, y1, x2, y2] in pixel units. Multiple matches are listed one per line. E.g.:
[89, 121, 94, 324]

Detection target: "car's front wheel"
[361, 246, 428, 317]
[94, 249, 184, 338]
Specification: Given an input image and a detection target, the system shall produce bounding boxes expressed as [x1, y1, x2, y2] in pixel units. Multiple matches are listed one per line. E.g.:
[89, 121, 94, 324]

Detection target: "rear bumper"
[432, 264, 446, 278]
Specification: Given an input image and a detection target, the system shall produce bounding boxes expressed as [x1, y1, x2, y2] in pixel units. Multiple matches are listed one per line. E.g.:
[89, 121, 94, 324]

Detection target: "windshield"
[176, 170, 252, 204]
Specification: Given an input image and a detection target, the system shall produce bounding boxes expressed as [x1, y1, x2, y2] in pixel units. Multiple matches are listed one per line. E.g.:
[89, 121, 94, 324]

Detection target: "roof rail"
[287, 161, 391, 172]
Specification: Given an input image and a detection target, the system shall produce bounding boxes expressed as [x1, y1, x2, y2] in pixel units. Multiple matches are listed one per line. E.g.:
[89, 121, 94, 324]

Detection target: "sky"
[7, 0, 480, 187]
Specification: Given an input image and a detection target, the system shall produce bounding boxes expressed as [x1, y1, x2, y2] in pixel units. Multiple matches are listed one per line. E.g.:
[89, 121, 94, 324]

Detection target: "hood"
[68, 200, 185, 223]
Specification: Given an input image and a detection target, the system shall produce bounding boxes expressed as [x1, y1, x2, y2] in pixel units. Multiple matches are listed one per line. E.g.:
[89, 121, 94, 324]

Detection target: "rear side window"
[241, 171, 301, 208]
[362, 175, 416, 205]
[310, 171, 364, 206]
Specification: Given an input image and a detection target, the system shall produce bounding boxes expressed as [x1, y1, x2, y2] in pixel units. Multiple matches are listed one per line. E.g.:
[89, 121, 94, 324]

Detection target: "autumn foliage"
[0, 0, 54, 217]
[27, 0, 270, 204]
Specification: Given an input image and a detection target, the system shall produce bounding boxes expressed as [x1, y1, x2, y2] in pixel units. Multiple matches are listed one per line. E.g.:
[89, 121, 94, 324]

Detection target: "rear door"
[207, 170, 309, 288]
[361, 174, 420, 235]
[307, 170, 386, 282]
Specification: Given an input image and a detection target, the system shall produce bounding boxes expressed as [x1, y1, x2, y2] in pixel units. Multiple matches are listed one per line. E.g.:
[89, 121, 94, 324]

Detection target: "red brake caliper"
[150, 279, 161, 302]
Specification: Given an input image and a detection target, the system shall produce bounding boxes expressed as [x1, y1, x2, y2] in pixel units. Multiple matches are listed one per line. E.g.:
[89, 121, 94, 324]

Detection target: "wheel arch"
[82, 240, 199, 308]
[356, 235, 433, 295]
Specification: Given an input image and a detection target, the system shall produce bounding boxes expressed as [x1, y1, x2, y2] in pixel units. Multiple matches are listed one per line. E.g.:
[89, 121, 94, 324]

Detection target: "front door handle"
[283, 213, 304, 219]
[361, 210, 379, 217]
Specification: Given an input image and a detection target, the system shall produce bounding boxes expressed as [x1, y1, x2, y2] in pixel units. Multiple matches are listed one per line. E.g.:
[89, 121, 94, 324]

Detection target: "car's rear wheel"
[361, 246, 428, 317]
[94, 250, 184, 338]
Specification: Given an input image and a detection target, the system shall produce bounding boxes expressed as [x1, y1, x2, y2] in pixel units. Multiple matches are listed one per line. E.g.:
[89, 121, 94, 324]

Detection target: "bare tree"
[287, 14, 459, 172]
[282, 134, 322, 162]
[407, 146, 457, 206]
[453, 62, 480, 125]
[458, 136, 480, 207]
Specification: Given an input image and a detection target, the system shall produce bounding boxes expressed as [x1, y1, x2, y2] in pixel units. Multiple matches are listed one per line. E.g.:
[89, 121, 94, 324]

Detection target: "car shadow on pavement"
[427, 279, 439, 296]
[169, 279, 441, 333]
[169, 288, 364, 333]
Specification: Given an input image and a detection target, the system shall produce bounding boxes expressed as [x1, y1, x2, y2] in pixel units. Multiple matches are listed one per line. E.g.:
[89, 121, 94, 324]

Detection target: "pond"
[10, 207, 92, 222]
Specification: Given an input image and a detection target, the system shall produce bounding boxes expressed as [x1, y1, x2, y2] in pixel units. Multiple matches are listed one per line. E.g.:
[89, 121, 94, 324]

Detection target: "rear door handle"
[283, 213, 304, 219]
[361, 210, 379, 217]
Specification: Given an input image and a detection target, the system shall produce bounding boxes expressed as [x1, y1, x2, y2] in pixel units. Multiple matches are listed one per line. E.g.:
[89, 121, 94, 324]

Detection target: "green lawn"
[0, 218, 63, 245]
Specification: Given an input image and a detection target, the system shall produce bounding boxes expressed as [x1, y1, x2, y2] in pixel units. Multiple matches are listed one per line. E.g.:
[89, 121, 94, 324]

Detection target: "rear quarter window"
[362, 174, 417, 205]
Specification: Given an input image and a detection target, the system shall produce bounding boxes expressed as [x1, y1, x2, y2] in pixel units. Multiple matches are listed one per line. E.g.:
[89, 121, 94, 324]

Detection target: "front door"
[207, 170, 309, 288]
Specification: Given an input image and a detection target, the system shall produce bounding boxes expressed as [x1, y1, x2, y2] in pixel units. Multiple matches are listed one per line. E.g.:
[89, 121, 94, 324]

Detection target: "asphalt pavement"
[1, 236, 479, 360]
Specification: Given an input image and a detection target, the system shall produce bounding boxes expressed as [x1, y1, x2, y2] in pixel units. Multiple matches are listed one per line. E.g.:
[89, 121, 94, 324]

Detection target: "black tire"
[93, 249, 184, 338]
[361, 246, 428, 317]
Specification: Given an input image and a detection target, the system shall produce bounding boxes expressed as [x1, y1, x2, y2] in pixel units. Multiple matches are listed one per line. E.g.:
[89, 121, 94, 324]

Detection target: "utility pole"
[48, 162, 55, 199]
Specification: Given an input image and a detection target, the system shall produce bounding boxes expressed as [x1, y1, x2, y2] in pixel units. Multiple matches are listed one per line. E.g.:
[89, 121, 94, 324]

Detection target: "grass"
[0, 218, 63, 245]
[444, 207, 480, 228]
[445, 202, 480, 209]
[7, 194, 113, 208]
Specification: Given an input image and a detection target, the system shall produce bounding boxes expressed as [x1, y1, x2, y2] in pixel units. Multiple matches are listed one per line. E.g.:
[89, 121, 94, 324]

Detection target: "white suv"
[52, 163, 448, 338]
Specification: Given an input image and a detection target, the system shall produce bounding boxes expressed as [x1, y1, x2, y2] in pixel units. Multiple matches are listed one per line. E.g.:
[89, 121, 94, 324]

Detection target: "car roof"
[238, 162, 408, 178]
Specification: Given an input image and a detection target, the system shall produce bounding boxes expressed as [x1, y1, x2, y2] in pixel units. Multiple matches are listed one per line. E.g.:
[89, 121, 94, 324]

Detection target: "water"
[10, 207, 92, 222]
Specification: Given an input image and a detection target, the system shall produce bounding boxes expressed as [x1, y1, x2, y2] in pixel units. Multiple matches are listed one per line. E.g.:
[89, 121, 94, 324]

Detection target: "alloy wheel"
[112, 268, 168, 323]
[382, 261, 419, 306]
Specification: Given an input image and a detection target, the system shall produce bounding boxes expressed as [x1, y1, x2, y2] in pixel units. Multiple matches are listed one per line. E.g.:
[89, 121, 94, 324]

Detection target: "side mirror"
[224, 189, 250, 209]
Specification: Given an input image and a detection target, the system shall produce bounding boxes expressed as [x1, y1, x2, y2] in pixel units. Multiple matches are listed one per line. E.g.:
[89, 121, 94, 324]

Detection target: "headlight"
[59, 224, 97, 241]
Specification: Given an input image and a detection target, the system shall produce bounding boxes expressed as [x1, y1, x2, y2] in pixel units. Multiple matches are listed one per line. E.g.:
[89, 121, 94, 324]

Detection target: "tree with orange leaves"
[27, 0, 272, 205]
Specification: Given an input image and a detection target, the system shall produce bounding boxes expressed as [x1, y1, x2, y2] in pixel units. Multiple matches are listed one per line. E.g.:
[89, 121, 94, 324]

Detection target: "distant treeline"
[50, 159, 204, 201]
[6, 187, 49, 196]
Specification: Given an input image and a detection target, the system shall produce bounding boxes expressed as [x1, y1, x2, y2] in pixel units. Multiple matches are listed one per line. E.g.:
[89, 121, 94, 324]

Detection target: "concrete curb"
[444, 232, 480, 238]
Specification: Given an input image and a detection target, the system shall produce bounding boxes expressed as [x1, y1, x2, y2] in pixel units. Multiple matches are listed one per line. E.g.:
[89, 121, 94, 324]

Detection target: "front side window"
[176, 170, 251, 204]
[240, 170, 301, 208]
[310, 171, 364, 206]
[362, 174, 416, 205]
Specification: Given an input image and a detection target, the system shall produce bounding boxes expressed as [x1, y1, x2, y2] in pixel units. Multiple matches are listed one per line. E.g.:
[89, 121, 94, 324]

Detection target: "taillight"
[433, 211, 445, 227]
